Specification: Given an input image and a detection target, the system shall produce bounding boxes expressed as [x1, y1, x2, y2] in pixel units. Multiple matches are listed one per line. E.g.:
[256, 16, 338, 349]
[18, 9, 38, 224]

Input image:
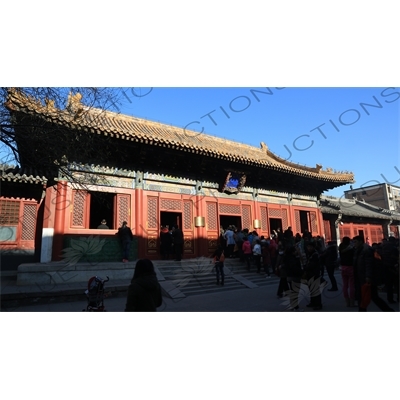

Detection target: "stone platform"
[16, 261, 137, 286]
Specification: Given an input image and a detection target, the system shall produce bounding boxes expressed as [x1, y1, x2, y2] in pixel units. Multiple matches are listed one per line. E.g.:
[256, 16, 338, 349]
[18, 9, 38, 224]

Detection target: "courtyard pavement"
[2, 270, 398, 312]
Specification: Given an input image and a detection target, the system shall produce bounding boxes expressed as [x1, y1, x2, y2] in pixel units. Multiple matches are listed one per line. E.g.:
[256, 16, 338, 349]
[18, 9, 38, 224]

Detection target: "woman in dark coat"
[125, 259, 163, 311]
[320, 241, 339, 291]
[285, 245, 303, 310]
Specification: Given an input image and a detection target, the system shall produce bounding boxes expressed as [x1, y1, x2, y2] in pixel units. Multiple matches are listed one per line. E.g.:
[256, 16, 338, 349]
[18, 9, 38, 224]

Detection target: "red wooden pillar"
[52, 180, 68, 261]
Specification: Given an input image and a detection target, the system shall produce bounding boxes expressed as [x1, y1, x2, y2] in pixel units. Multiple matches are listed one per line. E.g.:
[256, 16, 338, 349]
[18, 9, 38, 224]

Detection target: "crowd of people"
[118, 221, 399, 312]
[339, 235, 399, 311]
[218, 225, 399, 311]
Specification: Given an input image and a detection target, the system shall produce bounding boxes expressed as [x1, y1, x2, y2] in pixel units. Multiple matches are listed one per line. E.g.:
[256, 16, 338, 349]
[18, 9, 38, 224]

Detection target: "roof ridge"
[6, 90, 355, 184]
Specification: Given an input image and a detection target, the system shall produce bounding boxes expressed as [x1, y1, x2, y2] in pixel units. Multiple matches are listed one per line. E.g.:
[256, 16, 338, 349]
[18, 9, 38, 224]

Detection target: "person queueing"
[253, 239, 262, 273]
[353, 235, 394, 312]
[381, 236, 399, 304]
[172, 225, 184, 261]
[285, 245, 303, 310]
[321, 240, 339, 291]
[117, 221, 133, 263]
[261, 241, 272, 278]
[160, 225, 173, 260]
[224, 226, 236, 258]
[304, 241, 323, 310]
[339, 236, 356, 307]
[242, 236, 252, 270]
[212, 246, 225, 286]
[276, 244, 289, 298]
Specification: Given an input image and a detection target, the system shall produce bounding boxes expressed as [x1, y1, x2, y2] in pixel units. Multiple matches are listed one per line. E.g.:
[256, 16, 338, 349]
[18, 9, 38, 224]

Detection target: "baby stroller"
[84, 275, 110, 311]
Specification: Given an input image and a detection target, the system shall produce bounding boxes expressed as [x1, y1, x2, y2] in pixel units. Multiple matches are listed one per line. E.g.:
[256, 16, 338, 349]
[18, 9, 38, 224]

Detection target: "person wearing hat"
[97, 219, 109, 229]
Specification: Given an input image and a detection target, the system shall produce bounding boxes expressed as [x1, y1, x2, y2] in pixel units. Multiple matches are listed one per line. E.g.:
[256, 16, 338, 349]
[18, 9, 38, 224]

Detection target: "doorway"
[220, 215, 242, 231]
[269, 218, 282, 233]
[299, 210, 311, 234]
[160, 211, 182, 230]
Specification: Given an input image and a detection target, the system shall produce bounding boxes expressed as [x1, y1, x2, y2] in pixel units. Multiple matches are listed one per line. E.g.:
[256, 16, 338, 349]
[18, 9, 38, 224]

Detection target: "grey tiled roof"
[0, 165, 48, 185]
[320, 195, 400, 221]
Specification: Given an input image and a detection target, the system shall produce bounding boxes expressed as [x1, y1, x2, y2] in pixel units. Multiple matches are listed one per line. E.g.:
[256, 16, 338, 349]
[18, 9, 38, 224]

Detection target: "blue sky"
[116, 87, 400, 198]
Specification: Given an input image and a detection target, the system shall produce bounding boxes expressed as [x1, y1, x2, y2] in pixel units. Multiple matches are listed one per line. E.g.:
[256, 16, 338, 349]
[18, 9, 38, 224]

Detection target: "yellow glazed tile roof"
[5, 90, 354, 184]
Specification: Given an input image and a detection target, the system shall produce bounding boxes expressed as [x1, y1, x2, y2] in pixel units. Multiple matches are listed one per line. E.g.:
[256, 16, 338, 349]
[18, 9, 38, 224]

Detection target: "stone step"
[154, 257, 280, 297]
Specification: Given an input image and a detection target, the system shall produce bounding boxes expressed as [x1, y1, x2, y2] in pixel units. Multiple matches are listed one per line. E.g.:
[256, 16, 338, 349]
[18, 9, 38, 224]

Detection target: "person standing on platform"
[253, 239, 262, 273]
[172, 225, 184, 261]
[117, 221, 133, 263]
[242, 236, 252, 270]
[160, 225, 173, 260]
[224, 226, 236, 258]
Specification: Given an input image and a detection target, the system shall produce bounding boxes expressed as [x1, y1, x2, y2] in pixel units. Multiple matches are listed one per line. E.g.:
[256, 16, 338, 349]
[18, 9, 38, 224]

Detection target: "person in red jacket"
[242, 236, 252, 270]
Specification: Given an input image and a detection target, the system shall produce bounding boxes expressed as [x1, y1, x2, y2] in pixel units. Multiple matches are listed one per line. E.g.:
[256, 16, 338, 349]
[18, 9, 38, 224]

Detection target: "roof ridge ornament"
[66, 92, 84, 117]
[45, 98, 56, 112]
[260, 141, 268, 153]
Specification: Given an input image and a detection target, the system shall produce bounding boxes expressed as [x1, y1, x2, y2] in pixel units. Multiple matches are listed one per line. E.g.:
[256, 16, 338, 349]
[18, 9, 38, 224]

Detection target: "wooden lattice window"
[219, 204, 241, 214]
[207, 202, 218, 230]
[269, 208, 281, 218]
[161, 199, 182, 211]
[241, 205, 251, 231]
[323, 220, 332, 242]
[0, 199, 20, 225]
[281, 209, 288, 230]
[294, 210, 301, 234]
[260, 207, 268, 232]
[116, 194, 131, 228]
[21, 204, 37, 241]
[340, 225, 352, 239]
[370, 226, 383, 244]
[71, 190, 89, 228]
[0, 199, 21, 242]
[147, 197, 158, 229]
[309, 211, 318, 234]
[183, 201, 192, 230]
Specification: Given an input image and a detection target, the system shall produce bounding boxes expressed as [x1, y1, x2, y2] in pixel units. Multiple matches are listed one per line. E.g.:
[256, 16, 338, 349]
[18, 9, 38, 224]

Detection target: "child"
[212, 246, 225, 286]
